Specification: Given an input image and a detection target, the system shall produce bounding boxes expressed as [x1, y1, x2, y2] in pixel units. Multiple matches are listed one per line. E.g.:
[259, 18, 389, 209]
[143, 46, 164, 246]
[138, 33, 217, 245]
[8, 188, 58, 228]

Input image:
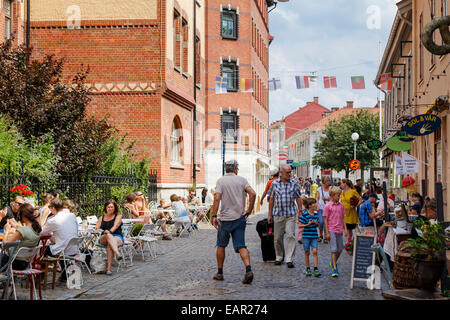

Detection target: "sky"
[268, 0, 399, 124]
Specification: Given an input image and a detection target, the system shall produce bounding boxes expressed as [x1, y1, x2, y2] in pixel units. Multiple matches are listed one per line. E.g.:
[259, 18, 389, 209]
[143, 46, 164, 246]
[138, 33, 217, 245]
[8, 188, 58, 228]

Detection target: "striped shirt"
[268, 178, 302, 217]
[299, 210, 319, 239]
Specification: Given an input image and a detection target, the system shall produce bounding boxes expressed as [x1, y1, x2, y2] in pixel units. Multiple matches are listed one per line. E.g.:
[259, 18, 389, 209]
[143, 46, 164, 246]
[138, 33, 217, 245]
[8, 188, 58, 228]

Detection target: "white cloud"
[268, 0, 398, 123]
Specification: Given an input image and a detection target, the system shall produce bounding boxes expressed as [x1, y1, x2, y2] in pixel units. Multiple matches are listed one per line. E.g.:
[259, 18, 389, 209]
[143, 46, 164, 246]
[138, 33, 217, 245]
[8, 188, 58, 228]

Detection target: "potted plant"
[407, 219, 446, 290]
[9, 184, 37, 206]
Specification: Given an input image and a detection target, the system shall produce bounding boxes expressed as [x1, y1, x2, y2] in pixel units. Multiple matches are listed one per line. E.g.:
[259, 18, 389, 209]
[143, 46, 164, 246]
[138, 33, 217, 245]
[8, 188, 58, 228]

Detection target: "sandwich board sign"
[350, 234, 379, 290]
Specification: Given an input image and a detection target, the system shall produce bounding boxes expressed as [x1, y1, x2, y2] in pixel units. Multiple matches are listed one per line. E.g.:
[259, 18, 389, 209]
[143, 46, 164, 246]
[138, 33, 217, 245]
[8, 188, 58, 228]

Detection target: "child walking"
[323, 186, 347, 278]
[298, 198, 321, 277]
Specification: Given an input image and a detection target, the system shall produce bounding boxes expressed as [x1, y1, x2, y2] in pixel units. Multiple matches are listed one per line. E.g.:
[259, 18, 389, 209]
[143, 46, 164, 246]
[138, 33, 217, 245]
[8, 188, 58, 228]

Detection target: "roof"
[283, 102, 330, 139]
[307, 106, 382, 131]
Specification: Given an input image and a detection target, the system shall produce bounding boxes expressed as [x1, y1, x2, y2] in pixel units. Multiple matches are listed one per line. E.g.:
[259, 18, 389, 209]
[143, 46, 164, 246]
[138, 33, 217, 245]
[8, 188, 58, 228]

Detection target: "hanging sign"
[403, 114, 441, 136]
[286, 160, 294, 164]
[402, 152, 419, 174]
[349, 160, 360, 171]
[394, 155, 406, 175]
[386, 136, 412, 151]
[367, 139, 382, 150]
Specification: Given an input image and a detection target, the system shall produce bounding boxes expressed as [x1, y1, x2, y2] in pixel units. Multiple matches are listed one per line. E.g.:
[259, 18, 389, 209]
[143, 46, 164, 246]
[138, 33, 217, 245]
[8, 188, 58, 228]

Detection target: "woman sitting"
[170, 194, 191, 235]
[95, 199, 124, 275]
[123, 193, 139, 219]
[39, 193, 54, 226]
[1, 203, 41, 270]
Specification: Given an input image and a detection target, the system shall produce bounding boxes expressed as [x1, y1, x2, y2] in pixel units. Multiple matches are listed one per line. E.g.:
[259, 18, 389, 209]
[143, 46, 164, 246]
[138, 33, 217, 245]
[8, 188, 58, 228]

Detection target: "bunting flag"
[351, 76, 365, 89]
[295, 76, 310, 89]
[215, 76, 228, 94]
[323, 76, 337, 88]
[268, 78, 281, 91]
[380, 73, 393, 91]
[240, 78, 254, 92]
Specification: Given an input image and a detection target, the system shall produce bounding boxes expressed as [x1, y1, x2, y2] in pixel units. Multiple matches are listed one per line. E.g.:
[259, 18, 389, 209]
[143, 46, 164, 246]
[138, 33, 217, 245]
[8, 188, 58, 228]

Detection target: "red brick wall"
[205, 0, 269, 155]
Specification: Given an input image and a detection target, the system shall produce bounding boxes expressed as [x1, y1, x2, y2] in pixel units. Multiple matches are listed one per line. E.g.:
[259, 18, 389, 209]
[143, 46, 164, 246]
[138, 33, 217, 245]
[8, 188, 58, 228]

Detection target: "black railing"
[0, 162, 158, 218]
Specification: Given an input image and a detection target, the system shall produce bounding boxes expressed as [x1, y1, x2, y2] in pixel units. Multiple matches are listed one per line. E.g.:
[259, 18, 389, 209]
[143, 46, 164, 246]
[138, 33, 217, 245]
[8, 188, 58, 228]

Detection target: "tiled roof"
[283, 102, 330, 139]
[307, 106, 381, 131]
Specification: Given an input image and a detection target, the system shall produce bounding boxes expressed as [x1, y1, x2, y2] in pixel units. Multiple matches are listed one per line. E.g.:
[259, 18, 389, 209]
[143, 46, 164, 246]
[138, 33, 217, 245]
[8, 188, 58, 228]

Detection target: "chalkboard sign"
[350, 234, 376, 289]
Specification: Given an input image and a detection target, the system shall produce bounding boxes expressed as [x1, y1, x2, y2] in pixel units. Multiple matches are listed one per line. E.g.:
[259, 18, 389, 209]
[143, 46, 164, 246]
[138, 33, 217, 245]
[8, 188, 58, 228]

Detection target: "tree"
[313, 109, 380, 181]
[0, 40, 112, 176]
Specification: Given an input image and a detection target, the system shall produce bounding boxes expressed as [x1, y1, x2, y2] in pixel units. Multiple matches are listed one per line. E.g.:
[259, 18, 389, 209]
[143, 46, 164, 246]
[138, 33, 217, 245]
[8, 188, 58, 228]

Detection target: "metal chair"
[59, 237, 91, 278]
[130, 224, 158, 261]
[10, 246, 43, 300]
[0, 241, 20, 300]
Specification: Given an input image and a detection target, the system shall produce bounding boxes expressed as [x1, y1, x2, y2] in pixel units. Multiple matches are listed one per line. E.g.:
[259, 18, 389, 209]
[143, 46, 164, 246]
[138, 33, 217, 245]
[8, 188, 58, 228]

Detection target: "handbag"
[350, 195, 359, 208]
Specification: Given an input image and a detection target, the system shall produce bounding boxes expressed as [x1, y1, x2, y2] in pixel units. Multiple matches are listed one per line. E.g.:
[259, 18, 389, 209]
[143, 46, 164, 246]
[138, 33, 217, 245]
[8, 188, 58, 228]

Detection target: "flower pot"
[23, 197, 36, 207]
[412, 257, 445, 290]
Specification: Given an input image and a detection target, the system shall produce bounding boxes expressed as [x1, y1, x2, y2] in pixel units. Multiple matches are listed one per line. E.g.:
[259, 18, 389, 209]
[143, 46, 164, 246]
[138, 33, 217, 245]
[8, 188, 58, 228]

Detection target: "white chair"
[117, 224, 135, 271]
[59, 237, 91, 278]
[10, 246, 42, 300]
[76, 217, 82, 225]
[130, 224, 158, 261]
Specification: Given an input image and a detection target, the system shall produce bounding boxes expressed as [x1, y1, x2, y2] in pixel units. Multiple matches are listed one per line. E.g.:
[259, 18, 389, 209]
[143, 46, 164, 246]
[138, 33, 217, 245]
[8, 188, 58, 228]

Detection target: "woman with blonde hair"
[340, 178, 362, 242]
[39, 193, 54, 226]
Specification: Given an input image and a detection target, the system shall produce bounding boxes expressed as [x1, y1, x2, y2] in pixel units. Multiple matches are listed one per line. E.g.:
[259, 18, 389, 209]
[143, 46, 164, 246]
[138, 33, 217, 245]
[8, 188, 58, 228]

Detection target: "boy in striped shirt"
[298, 198, 321, 277]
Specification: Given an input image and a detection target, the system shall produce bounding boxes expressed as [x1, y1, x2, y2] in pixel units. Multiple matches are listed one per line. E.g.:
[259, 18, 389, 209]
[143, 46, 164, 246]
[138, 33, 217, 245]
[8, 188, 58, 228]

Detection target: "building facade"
[377, 0, 449, 220]
[1, 0, 25, 46]
[203, 0, 273, 196]
[29, 0, 206, 199]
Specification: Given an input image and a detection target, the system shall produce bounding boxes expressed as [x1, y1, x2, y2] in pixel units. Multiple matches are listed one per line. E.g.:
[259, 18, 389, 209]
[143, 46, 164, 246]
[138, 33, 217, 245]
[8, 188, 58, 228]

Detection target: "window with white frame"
[170, 118, 182, 165]
[4, 0, 12, 41]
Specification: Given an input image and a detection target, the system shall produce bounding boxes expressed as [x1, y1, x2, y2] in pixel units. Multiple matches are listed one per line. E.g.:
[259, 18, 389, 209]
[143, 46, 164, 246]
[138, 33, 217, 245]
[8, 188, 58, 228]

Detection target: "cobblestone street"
[15, 212, 388, 300]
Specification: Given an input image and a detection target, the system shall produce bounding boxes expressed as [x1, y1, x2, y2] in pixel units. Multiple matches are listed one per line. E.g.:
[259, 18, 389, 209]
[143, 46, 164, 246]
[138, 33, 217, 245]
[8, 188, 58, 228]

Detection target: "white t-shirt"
[205, 193, 214, 206]
[377, 198, 395, 212]
[317, 187, 330, 210]
[42, 210, 79, 255]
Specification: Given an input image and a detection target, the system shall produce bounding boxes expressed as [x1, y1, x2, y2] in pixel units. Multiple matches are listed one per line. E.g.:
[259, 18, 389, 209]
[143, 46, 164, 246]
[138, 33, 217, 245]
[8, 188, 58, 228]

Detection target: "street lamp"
[268, 0, 290, 14]
[351, 132, 359, 160]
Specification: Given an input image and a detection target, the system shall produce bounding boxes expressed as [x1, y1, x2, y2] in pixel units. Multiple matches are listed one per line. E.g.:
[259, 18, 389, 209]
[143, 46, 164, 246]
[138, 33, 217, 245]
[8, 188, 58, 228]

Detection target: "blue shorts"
[216, 216, 247, 253]
[303, 238, 318, 252]
[113, 234, 124, 245]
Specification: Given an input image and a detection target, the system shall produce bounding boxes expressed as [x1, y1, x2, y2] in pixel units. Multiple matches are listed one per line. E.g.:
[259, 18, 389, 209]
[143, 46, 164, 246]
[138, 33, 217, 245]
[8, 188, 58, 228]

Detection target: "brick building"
[1, 0, 25, 46]
[28, 0, 206, 199]
[204, 0, 273, 196]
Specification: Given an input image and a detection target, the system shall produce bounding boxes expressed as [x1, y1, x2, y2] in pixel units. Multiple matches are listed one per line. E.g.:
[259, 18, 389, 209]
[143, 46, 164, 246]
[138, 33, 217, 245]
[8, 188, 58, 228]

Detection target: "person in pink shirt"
[323, 186, 347, 278]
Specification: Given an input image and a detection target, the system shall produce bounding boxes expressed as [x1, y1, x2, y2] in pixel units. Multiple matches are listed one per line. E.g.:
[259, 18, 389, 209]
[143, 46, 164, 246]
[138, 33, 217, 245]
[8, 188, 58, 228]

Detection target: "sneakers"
[274, 260, 282, 265]
[329, 261, 338, 270]
[314, 269, 321, 277]
[331, 269, 339, 277]
[287, 262, 295, 268]
[242, 271, 254, 284]
[305, 269, 312, 276]
[213, 273, 224, 281]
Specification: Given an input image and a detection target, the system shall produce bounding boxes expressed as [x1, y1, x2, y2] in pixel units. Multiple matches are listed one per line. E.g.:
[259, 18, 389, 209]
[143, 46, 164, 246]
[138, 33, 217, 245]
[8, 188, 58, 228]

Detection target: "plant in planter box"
[407, 219, 446, 290]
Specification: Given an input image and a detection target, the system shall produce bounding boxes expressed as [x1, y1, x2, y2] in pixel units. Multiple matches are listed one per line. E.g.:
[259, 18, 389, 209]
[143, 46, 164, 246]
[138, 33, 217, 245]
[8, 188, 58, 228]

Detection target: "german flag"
[240, 78, 254, 92]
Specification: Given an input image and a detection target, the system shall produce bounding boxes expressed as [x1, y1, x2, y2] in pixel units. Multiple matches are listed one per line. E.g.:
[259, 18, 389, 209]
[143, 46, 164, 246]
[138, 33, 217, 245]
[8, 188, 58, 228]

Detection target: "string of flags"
[215, 74, 393, 93]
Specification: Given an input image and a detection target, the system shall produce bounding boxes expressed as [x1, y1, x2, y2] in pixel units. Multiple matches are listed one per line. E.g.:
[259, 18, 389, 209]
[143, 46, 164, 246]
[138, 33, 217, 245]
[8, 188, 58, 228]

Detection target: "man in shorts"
[211, 160, 256, 284]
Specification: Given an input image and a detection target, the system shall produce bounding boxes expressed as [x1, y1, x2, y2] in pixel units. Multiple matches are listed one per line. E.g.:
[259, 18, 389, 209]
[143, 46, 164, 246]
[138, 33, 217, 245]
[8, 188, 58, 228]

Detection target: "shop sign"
[349, 160, 360, 171]
[386, 136, 412, 151]
[367, 139, 382, 150]
[401, 152, 418, 174]
[286, 160, 294, 164]
[404, 114, 441, 136]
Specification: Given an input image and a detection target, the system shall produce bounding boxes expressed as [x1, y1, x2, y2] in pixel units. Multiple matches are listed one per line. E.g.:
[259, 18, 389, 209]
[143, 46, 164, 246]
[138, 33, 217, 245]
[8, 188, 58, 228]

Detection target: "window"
[4, 0, 11, 41]
[195, 36, 201, 85]
[173, 11, 181, 69]
[221, 111, 239, 143]
[443, 0, 448, 16]
[419, 13, 424, 81]
[221, 9, 238, 39]
[182, 19, 188, 73]
[170, 118, 183, 164]
[221, 60, 238, 92]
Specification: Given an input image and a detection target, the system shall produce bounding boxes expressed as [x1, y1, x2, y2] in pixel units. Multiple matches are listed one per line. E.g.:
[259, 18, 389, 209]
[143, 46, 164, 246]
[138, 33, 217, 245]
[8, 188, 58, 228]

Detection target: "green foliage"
[313, 109, 380, 174]
[0, 116, 59, 184]
[131, 223, 143, 237]
[407, 219, 445, 260]
[110, 185, 137, 205]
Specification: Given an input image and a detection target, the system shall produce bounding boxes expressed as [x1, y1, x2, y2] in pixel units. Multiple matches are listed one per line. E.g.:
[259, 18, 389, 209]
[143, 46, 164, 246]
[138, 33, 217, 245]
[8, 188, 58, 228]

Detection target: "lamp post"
[268, 0, 290, 14]
[351, 132, 359, 161]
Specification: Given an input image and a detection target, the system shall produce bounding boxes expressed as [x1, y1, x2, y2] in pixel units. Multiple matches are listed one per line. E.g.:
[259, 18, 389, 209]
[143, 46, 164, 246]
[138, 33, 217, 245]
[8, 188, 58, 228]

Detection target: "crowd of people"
[259, 166, 435, 278]
[0, 186, 215, 284]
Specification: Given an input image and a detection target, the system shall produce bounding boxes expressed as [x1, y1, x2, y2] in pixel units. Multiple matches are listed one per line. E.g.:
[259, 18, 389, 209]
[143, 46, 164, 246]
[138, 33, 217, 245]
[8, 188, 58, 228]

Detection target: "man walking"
[268, 164, 303, 268]
[211, 160, 257, 284]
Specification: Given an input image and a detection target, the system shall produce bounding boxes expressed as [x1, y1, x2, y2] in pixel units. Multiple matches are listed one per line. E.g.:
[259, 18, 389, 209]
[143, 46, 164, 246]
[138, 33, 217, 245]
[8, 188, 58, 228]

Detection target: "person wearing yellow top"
[340, 178, 362, 242]
[310, 181, 319, 199]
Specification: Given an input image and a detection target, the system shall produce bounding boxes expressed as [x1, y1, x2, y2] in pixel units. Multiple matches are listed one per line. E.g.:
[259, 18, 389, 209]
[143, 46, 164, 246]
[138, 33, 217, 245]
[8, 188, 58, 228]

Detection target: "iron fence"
[0, 163, 158, 218]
